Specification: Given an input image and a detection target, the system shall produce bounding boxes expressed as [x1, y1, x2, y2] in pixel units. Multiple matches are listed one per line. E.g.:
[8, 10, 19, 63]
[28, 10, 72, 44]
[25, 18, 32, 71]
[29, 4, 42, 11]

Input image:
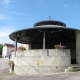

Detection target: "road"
[0, 58, 80, 80]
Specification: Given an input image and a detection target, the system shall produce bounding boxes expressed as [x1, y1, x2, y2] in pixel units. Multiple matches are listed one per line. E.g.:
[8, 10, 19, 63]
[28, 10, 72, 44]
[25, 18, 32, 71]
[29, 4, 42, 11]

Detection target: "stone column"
[76, 31, 80, 64]
[15, 38, 17, 57]
[29, 43, 31, 50]
[43, 30, 45, 49]
[15, 33, 17, 57]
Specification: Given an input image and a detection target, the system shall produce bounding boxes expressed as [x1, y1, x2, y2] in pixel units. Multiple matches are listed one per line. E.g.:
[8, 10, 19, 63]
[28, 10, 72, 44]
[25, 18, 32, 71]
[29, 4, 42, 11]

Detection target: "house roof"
[4, 43, 15, 48]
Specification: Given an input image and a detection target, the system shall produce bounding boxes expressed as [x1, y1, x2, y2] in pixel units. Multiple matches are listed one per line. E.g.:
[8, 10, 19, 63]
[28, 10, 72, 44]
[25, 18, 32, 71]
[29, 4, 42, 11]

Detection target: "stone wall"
[76, 31, 80, 64]
[11, 49, 71, 75]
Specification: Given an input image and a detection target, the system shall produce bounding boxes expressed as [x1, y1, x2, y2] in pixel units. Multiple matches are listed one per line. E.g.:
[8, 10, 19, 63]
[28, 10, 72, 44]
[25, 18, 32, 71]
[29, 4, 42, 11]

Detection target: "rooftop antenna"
[49, 12, 51, 20]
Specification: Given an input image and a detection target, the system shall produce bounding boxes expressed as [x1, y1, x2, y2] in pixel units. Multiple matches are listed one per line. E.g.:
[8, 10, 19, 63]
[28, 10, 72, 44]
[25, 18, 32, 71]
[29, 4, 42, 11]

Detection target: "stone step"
[65, 65, 80, 72]
[65, 68, 80, 72]
[68, 66, 80, 69]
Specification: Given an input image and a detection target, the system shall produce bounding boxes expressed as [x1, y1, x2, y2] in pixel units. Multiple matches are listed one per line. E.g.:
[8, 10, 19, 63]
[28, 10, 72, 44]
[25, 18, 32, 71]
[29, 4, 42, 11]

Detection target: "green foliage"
[0, 44, 3, 55]
[11, 49, 15, 52]
[0, 55, 3, 58]
[54, 44, 61, 49]
[54, 43, 66, 49]
[54, 43, 61, 49]
[18, 46, 26, 51]
[9, 60, 14, 66]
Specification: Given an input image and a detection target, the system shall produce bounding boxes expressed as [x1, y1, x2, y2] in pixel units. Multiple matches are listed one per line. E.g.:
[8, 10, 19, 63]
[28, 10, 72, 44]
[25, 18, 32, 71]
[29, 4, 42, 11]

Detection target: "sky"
[0, 0, 80, 45]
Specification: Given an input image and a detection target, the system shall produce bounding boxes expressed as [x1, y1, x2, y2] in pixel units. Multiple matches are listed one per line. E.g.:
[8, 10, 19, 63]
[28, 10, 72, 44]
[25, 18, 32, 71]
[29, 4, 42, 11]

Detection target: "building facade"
[2, 43, 15, 57]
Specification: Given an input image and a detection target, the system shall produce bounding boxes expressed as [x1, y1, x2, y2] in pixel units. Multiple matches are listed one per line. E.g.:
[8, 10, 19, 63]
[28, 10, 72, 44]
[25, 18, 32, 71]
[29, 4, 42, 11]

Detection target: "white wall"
[2, 46, 7, 57]
[2, 46, 15, 57]
[7, 47, 15, 57]
[76, 31, 80, 64]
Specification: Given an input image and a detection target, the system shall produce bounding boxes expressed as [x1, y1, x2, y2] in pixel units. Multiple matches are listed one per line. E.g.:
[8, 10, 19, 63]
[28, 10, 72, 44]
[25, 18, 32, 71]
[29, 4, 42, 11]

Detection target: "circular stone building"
[9, 20, 80, 75]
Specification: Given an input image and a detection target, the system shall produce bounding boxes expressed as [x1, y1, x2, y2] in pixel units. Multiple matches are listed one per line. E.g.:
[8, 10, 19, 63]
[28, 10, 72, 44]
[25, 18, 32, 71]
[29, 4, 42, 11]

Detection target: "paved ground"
[0, 58, 9, 76]
[0, 58, 80, 80]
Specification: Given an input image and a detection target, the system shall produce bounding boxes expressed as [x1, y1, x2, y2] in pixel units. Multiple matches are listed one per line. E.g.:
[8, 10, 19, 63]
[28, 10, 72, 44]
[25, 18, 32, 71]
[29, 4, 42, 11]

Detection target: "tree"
[0, 44, 3, 55]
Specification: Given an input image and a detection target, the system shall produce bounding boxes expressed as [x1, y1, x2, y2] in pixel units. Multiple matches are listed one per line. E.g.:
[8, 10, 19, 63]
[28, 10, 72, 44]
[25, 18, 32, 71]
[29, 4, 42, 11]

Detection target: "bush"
[0, 55, 3, 58]
[18, 46, 26, 51]
[54, 43, 66, 49]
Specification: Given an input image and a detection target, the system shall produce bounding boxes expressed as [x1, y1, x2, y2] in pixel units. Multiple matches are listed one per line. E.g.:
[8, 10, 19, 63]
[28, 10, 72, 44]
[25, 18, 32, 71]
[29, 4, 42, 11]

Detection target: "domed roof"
[34, 20, 66, 27]
[9, 20, 80, 44]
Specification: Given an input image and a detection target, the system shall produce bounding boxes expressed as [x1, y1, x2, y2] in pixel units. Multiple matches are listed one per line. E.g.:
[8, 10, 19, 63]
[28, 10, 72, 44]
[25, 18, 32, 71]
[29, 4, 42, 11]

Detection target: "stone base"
[11, 49, 71, 75]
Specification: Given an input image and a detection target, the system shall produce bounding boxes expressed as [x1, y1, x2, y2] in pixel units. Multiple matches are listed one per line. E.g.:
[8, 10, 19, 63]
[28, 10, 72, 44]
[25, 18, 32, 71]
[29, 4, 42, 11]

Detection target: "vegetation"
[54, 43, 66, 49]
[11, 49, 15, 52]
[0, 44, 3, 56]
[18, 46, 26, 51]
[9, 60, 14, 66]
[0, 55, 3, 58]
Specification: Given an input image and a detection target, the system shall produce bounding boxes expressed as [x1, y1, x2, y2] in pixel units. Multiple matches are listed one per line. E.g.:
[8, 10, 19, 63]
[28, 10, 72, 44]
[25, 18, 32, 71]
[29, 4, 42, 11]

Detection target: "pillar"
[15, 34, 17, 57]
[43, 30, 45, 49]
[76, 31, 80, 64]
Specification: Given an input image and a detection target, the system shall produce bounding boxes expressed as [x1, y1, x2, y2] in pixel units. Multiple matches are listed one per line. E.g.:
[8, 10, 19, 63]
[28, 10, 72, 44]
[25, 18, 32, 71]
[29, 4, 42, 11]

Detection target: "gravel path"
[0, 58, 80, 80]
